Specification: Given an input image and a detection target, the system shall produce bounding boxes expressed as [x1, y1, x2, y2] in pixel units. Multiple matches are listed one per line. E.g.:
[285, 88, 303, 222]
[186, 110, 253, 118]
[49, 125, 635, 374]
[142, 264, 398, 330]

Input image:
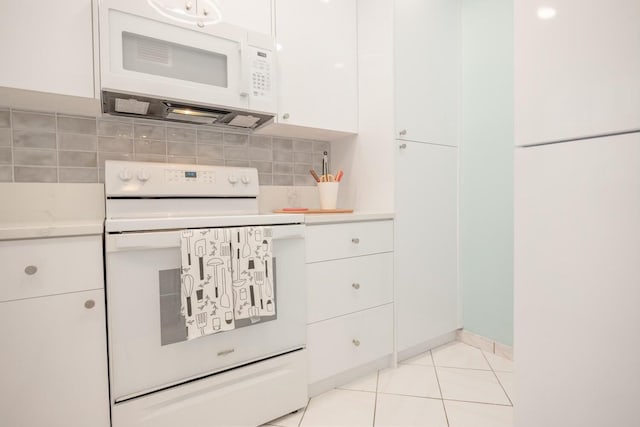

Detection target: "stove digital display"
[185, 171, 197, 178]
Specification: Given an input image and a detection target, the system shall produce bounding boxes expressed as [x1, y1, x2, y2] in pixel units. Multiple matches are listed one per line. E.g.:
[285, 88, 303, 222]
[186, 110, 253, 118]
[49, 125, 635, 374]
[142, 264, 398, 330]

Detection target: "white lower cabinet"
[307, 304, 393, 384]
[305, 219, 394, 388]
[0, 289, 110, 427]
[0, 235, 109, 427]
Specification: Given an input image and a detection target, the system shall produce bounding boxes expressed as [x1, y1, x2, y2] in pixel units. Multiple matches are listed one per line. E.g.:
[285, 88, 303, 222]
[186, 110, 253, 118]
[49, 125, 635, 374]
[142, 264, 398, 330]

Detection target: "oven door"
[105, 223, 306, 402]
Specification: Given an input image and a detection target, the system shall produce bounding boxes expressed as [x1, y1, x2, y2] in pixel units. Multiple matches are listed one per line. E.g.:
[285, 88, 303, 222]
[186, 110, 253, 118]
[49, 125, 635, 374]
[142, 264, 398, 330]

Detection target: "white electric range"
[103, 160, 307, 427]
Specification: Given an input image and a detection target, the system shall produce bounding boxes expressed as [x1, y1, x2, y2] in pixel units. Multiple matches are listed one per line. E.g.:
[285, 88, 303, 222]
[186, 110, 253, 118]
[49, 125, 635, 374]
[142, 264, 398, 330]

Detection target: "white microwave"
[98, 0, 277, 120]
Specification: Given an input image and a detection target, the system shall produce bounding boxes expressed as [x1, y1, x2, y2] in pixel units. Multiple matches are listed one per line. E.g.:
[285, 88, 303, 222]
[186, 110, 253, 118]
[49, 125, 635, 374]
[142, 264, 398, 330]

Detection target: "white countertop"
[0, 183, 105, 241]
[304, 212, 394, 225]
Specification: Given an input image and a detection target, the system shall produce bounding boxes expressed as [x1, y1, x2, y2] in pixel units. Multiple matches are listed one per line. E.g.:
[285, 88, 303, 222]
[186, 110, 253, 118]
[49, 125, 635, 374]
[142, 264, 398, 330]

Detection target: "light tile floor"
[263, 341, 514, 427]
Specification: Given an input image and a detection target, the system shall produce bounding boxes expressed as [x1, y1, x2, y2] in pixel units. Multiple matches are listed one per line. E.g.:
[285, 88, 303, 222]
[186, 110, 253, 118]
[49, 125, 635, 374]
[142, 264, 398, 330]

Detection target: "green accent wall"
[460, 0, 514, 345]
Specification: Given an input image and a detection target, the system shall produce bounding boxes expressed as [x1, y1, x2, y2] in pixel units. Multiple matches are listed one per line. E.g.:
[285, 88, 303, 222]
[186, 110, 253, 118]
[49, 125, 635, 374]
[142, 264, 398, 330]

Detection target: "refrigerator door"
[514, 132, 640, 426]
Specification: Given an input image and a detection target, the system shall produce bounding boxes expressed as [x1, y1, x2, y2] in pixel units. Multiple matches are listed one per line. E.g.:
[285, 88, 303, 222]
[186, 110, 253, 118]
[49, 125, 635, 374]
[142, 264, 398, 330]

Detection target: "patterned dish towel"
[180, 226, 274, 340]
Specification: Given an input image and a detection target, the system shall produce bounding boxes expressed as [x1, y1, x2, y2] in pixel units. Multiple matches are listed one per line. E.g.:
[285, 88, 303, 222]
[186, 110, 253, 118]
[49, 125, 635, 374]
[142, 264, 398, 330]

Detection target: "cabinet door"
[395, 141, 459, 353]
[274, 0, 358, 133]
[214, 0, 272, 35]
[0, 290, 110, 427]
[0, 0, 94, 98]
[514, 133, 640, 426]
[394, 0, 461, 146]
[515, 0, 640, 145]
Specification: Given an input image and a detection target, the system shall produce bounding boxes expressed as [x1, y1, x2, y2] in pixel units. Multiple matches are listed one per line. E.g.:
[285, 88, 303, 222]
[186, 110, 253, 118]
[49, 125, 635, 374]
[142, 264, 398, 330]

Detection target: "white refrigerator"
[514, 1, 640, 425]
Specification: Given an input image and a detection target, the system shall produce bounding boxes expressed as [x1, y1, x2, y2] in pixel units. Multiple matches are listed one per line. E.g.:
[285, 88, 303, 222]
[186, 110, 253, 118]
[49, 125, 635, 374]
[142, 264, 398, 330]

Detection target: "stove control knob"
[241, 176, 251, 184]
[119, 168, 132, 181]
[137, 170, 150, 182]
[228, 175, 238, 184]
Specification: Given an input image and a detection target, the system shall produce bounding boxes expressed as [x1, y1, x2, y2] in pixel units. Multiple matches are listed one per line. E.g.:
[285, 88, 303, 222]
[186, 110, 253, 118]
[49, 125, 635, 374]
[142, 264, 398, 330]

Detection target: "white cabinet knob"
[399, 129, 407, 136]
[399, 143, 407, 149]
[185, 1, 194, 10]
[197, 19, 204, 28]
[24, 265, 38, 275]
[352, 339, 361, 347]
[351, 238, 360, 244]
[84, 300, 95, 309]
[228, 175, 238, 184]
[352, 283, 360, 290]
[203, 8, 209, 16]
[119, 169, 132, 181]
[241, 176, 251, 184]
[282, 113, 290, 120]
[137, 170, 150, 182]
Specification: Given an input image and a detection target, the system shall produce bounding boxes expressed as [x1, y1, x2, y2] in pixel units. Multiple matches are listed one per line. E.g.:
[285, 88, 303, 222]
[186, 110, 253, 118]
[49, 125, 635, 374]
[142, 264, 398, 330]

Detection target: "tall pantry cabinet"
[394, 0, 461, 355]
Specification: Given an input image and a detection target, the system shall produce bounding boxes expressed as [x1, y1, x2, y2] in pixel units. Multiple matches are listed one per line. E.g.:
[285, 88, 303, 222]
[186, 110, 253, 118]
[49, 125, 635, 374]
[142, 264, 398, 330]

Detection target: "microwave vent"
[135, 36, 171, 65]
[115, 98, 150, 115]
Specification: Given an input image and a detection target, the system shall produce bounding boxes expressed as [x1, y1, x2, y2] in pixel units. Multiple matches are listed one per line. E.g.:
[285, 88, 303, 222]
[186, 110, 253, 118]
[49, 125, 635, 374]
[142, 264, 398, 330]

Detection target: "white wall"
[460, 0, 514, 346]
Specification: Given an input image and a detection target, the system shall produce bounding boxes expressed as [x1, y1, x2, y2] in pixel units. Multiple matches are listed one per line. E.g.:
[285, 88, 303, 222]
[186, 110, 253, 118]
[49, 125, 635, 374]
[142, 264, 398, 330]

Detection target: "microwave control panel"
[249, 46, 273, 98]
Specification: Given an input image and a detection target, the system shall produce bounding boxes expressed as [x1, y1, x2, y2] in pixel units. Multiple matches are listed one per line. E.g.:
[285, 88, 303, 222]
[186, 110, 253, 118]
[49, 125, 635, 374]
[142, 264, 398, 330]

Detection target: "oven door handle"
[106, 224, 305, 252]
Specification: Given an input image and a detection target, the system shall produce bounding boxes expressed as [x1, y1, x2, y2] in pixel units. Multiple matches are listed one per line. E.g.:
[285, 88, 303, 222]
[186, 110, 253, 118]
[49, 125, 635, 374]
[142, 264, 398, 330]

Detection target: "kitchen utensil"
[320, 174, 335, 182]
[335, 169, 344, 182]
[310, 169, 320, 182]
[317, 181, 339, 209]
[182, 230, 194, 265]
[248, 258, 255, 271]
[213, 318, 221, 331]
[195, 239, 206, 280]
[225, 311, 233, 324]
[196, 312, 208, 335]
[265, 260, 273, 298]
[207, 258, 224, 298]
[183, 274, 194, 317]
[219, 271, 231, 308]
[249, 285, 260, 320]
[254, 229, 262, 241]
[220, 242, 231, 257]
[196, 289, 204, 302]
[266, 299, 274, 313]
[322, 151, 328, 177]
[236, 248, 241, 280]
[242, 228, 251, 257]
[254, 271, 265, 310]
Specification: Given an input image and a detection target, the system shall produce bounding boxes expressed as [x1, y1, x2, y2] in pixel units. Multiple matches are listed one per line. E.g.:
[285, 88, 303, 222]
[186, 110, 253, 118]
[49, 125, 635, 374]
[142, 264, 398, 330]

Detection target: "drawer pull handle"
[352, 339, 361, 347]
[84, 300, 95, 309]
[24, 265, 38, 275]
[351, 238, 360, 244]
[352, 283, 360, 290]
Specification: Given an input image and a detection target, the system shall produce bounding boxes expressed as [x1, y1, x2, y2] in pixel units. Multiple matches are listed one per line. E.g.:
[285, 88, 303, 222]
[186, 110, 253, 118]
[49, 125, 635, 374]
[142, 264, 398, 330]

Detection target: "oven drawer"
[305, 220, 394, 263]
[307, 253, 394, 323]
[307, 304, 393, 384]
[0, 235, 104, 303]
[111, 350, 307, 427]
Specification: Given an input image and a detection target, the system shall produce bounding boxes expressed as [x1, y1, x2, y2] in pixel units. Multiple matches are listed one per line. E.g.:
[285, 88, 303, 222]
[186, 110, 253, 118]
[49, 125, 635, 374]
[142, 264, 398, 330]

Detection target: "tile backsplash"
[0, 108, 330, 186]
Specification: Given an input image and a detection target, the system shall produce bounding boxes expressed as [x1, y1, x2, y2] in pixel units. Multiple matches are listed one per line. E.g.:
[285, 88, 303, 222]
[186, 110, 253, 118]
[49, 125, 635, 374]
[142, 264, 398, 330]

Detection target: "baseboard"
[456, 329, 514, 360]
[397, 331, 458, 363]
[307, 355, 393, 398]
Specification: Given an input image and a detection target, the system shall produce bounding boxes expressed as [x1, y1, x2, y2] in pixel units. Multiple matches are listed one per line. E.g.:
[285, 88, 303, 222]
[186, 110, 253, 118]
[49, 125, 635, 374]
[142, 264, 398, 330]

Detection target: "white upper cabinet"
[515, 0, 640, 145]
[147, 0, 272, 34]
[394, 0, 461, 146]
[0, 0, 95, 98]
[271, 0, 358, 136]
[215, 0, 272, 35]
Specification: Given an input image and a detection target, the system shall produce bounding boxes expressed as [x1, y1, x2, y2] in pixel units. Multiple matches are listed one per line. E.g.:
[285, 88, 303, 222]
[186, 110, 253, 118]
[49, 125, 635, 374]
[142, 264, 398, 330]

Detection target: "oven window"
[158, 258, 278, 346]
[122, 32, 228, 87]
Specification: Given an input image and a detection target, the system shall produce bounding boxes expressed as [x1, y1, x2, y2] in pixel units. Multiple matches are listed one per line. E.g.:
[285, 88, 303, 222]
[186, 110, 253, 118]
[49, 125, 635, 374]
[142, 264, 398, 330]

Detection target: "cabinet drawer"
[307, 303, 393, 384]
[0, 235, 104, 302]
[305, 220, 394, 262]
[307, 253, 393, 323]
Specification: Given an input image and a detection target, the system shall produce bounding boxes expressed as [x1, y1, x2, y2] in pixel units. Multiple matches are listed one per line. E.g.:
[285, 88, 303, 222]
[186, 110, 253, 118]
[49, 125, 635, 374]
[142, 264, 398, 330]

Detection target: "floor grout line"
[372, 369, 380, 426]
[481, 350, 514, 407]
[296, 397, 310, 427]
[431, 350, 450, 427]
